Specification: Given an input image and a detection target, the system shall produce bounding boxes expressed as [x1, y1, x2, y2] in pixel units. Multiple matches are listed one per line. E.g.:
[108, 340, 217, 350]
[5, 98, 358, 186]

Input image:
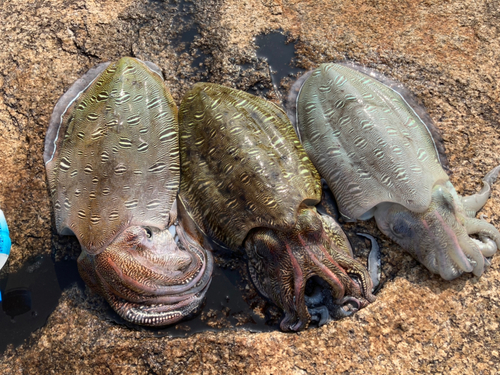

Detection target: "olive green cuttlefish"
[177, 83, 375, 331]
[44, 57, 213, 326]
[288, 62, 500, 280]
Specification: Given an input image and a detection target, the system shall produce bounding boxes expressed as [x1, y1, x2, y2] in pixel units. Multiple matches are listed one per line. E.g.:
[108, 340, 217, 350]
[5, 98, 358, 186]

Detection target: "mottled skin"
[44, 58, 213, 326]
[178, 83, 374, 331]
[290, 63, 500, 280]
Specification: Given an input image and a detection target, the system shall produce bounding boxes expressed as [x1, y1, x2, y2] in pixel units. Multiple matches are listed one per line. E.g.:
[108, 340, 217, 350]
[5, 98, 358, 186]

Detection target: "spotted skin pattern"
[179, 83, 374, 331]
[45, 58, 179, 251]
[180, 83, 321, 248]
[294, 63, 500, 280]
[45, 57, 213, 326]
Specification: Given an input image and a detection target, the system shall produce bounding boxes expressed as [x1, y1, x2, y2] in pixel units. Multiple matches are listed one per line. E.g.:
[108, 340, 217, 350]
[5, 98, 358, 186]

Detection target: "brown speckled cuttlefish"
[177, 83, 375, 331]
[44, 57, 213, 326]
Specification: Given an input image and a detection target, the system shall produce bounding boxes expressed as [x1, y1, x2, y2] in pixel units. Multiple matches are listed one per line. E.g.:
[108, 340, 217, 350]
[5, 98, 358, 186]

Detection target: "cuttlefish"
[44, 57, 213, 325]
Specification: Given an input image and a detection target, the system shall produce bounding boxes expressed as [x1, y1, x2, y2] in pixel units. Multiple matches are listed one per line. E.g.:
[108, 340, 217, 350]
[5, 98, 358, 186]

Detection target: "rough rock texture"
[1, 0, 500, 373]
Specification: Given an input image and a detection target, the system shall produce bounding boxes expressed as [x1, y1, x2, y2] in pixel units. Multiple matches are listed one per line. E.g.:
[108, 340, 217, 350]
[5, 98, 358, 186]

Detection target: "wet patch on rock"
[255, 31, 303, 93]
[0, 254, 80, 354]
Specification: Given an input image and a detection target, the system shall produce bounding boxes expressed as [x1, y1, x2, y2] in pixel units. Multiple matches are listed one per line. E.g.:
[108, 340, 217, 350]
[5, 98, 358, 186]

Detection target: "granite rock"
[0, 0, 499, 373]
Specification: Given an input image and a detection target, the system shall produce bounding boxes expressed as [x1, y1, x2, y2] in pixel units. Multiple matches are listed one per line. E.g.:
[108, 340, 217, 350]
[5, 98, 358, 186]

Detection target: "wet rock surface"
[0, 0, 499, 373]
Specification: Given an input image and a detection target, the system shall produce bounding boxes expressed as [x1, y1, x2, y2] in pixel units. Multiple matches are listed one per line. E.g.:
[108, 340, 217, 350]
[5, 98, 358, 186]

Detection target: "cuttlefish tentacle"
[465, 217, 500, 257]
[357, 233, 381, 292]
[462, 165, 500, 215]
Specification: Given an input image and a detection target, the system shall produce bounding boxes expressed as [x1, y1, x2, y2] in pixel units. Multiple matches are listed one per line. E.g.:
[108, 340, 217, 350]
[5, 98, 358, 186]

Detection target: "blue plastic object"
[0, 209, 11, 271]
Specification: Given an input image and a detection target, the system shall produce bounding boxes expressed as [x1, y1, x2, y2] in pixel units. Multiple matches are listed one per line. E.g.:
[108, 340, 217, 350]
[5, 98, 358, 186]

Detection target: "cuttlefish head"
[77, 217, 213, 326]
[374, 182, 500, 280]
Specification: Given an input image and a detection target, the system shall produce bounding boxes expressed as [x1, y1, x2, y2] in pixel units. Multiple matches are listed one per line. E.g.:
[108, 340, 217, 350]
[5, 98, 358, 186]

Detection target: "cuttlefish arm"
[461, 165, 500, 257]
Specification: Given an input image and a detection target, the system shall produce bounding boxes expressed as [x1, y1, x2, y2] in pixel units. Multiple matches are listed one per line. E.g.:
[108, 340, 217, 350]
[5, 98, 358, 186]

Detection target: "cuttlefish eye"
[389, 214, 414, 239]
[435, 187, 455, 214]
[144, 227, 153, 239]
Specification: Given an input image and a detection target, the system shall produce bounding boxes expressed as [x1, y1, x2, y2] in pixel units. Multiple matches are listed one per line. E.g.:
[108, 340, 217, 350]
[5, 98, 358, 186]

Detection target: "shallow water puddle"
[133, 263, 277, 338]
[0, 255, 79, 353]
[255, 31, 303, 89]
[0, 251, 277, 353]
